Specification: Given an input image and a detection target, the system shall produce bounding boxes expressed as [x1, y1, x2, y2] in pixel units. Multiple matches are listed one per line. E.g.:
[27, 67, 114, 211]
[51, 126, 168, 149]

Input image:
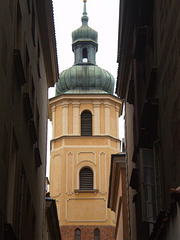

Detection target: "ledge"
[74, 189, 99, 194]
[51, 134, 121, 143]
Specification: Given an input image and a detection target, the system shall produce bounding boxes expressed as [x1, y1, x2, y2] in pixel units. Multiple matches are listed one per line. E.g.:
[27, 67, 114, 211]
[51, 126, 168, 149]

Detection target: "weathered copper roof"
[56, 64, 114, 95]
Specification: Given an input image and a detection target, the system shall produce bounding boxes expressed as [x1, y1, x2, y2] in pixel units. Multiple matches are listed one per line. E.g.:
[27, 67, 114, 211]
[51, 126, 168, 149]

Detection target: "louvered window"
[81, 111, 92, 136]
[94, 228, 100, 240]
[80, 167, 93, 190]
[75, 229, 81, 240]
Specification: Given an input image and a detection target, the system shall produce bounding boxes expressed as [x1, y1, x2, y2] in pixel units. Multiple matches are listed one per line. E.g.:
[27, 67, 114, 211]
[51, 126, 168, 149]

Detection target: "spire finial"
[82, 0, 88, 25]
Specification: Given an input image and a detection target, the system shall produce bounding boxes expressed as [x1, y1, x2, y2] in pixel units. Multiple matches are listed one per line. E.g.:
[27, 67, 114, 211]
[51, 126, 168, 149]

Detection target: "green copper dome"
[72, 0, 97, 45]
[56, 0, 115, 96]
[56, 65, 114, 95]
[72, 25, 98, 45]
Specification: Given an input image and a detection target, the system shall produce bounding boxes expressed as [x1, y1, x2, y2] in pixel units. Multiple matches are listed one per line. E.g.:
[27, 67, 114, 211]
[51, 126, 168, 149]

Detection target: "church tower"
[49, 1, 122, 239]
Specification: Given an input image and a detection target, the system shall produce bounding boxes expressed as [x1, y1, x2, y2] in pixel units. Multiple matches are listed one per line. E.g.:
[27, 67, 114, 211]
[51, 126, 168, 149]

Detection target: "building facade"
[115, 0, 180, 239]
[49, 1, 123, 239]
[0, 0, 58, 239]
[108, 153, 129, 240]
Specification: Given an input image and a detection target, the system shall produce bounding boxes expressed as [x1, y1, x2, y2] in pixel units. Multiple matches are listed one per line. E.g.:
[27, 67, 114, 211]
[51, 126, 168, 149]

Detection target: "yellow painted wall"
[49, 94, 122, 227]
[55, 105, 62, 137]
[68, 103, 73, 134]
[100, 103, 105, 134]
[110, 105, 116, 137]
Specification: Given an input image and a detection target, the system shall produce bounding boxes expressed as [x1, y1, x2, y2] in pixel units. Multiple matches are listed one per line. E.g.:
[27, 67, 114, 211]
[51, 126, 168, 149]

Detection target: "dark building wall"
[116, 0, 180, 239]
[0, 0, 58, 239]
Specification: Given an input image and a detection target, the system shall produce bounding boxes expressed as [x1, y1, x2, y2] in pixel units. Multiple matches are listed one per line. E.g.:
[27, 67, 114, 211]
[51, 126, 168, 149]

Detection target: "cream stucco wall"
[49, 94, 122, 227]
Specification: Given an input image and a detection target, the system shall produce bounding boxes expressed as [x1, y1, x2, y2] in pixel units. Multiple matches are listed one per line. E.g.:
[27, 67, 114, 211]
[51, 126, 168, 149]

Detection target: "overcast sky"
[47, 0, 124, 176]
[49, 0, 120, 96]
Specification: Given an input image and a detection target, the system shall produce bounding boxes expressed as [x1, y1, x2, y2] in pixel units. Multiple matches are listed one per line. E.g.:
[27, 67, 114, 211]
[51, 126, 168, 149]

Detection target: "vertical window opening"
[82, 48, 88, 62]
[80, 167, 93, 190]
[81, 110, 92, 136]
[94, 228, 100, 240]
[75, 228, 81, 240]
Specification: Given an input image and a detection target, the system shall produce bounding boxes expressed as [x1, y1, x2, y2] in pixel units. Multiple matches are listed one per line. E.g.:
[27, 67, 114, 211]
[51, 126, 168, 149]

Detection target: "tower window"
[94, 228, 100, 240]
[82, 48, 88, 62]
[80, 167, 93, 190]
[81, 110, 92, 136]
[75, 228, 81, 240]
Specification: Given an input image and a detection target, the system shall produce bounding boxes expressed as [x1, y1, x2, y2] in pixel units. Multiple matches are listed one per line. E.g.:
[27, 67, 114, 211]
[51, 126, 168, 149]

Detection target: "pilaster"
[104, 102, 111, 135]
[62, 102, 69, 135]
[93, 103, 101, 135]
[73, 102, 80, 135]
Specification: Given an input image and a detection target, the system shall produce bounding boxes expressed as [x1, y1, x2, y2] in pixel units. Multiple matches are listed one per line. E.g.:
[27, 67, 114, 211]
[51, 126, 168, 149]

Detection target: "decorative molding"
[104, 102, 111, 108]
[66, 152, 74, 195]
[104, 105, 110, 135]
[99, 152, 107, 194]
[62, 106, 68, 135]
[73, 103, 80, 135]
[79, 108, 94, 115]
[65, 198, 108, 222]
[72, 101, 80, 108]
[116, 107, 119, 138]
[93, 103, 101, 108]
[62, 102, 69, 108]
[77, 151, 96, 165]
[52, 145, 118, 151]
[51, 154, 61, 197]
[93, 104, 100, 135]
[51, 105, 56, 112]
[76, 163, 96, 189]
[115, 105, 120, 112]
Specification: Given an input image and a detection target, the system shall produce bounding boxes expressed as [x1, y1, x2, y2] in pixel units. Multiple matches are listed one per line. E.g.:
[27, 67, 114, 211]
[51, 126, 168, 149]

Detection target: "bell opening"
[82, 48, 88, 62]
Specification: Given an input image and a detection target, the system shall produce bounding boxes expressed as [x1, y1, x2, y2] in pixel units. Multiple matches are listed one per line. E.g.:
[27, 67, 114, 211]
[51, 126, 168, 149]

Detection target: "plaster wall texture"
[49, 94, 122, 237]
[0, 0, 58, 239]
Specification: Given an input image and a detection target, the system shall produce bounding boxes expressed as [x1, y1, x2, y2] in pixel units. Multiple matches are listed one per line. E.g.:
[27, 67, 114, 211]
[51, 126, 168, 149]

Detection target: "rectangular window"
[140, 148, 156, 223]
[140, 142, 163, 225]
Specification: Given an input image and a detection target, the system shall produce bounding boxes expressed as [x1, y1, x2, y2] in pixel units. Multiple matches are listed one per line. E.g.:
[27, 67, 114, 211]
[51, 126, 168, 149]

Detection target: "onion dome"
[72, 1, 98, 46]
[56, 0, 115, 96]
[56, 65, 115, 95]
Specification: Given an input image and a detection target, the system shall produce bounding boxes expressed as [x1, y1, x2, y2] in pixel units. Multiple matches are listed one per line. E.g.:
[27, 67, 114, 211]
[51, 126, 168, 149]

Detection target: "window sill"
[75, 189, 99, 194]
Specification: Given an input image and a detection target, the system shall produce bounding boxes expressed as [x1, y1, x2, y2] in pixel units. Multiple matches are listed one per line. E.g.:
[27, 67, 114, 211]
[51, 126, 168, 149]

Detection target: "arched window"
[81, 110, 92, 136]
[94, 228, 100, 240]
[80, 167, 93, 190]
[82, 48, 88, 62]
[75, 228, 81, 240]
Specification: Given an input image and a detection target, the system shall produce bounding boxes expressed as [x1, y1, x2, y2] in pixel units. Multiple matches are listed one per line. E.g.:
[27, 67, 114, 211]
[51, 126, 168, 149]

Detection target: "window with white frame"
[140, 144, 162, 223]
[140, 148, 156, 222]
